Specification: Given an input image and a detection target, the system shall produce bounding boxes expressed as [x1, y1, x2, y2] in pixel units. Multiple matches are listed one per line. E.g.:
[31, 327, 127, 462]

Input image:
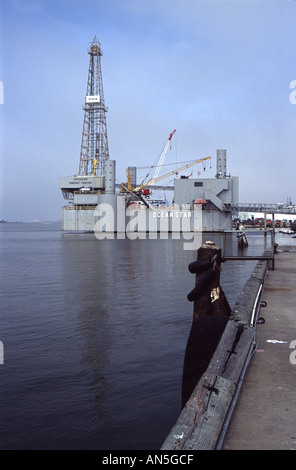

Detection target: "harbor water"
[0, 223, 295, 450]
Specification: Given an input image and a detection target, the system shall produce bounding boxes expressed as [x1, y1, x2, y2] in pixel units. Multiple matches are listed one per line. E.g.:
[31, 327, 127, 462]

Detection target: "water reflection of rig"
[59, 37, 239, 232]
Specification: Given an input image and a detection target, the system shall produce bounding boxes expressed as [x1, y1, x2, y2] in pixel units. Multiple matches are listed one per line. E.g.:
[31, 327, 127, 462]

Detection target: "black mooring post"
[187, 241, 231, 322]
[183, 241, 231, 407]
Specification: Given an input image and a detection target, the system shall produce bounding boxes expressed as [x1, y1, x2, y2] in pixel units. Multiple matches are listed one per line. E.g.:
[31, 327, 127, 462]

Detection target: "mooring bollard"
[187, 241, 231, 322]
[237, 231, 248, 248]
[182, 241, 231, 406]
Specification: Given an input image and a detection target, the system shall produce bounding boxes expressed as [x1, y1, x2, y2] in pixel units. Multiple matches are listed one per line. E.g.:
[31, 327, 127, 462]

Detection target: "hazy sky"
[1, 0, 296, 221]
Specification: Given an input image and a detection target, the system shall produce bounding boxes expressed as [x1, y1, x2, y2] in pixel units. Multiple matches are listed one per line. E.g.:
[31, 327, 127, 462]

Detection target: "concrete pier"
[223, 250, 296, 450]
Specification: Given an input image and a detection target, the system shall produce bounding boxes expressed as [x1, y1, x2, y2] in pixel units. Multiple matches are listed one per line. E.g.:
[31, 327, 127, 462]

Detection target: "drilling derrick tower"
[78, 36, 109, 176]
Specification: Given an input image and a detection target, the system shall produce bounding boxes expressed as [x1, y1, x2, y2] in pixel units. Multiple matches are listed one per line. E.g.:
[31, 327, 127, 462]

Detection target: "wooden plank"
[182, 376, 236, 450]
[201, 321, 255, 383]
[181, 316, 229, 407]
[206, 320, 242, 377]
[222, 325, 254, 383]
[231, 278, 261, 324]
[231, 257, 269, 324]
[161, 372, 216, 450]
[161, 374, 235, 450]
[161, 321, 255, 450]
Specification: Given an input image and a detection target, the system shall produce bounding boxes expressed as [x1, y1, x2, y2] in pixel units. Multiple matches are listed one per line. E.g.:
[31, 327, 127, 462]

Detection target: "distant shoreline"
[0, 220, 61, 224]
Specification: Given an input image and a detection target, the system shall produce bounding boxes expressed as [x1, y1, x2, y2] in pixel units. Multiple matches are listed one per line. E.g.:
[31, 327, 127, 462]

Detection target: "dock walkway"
[223, 251, 296, 450]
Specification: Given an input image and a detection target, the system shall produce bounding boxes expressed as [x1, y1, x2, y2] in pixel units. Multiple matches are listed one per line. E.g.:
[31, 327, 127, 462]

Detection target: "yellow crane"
[120, 168, 133, 193]
[133, 156, 211, 192]
[92, 158, 97, 176]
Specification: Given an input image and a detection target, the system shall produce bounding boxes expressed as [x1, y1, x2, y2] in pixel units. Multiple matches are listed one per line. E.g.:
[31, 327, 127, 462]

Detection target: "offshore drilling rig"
[59, 37, 239, 232]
